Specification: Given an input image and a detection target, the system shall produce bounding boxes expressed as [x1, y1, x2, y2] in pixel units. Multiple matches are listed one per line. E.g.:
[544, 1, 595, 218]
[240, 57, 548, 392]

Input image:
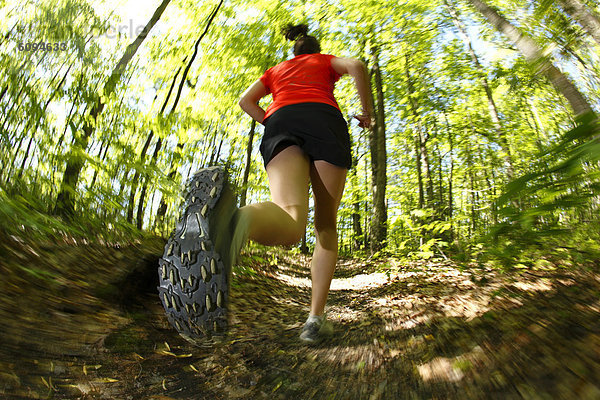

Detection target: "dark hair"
[282, 23, 321, 56]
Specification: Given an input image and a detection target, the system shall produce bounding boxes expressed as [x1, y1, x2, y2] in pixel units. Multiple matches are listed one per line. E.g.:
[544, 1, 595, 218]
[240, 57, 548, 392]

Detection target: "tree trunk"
[469, 169, 477, 235]
[404, 53, 426, 209]
[368, 45, 388, 253]
[436, 142, 444, 211]
[239, 119, 256, 207]
[89, 139, 111, 188]
[349, 135, 363, 250]
[444, 112, 454, 222]
[127, 132, 154, 223]
[300, 231, 309, 254]
[154, 142, 185, 222]
[421, 131, 434, 207]
[466, 0, 595, 118]
[136, 137, 163, 228]
[352, 200, 363, 250]
[414, 133, 425, 209]
[558, 0, 600, 45]
[445, 0, 514, 178]
[54, 0, 172, 218]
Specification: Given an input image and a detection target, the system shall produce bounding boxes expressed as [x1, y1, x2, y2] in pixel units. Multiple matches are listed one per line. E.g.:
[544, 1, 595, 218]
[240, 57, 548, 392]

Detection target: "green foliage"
[0, 185, 145, 244]
[487, 114, 600, 268]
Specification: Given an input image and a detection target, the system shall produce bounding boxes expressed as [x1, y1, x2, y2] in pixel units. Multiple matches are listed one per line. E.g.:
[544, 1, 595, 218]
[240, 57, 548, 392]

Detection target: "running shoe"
[299, 313, 334, 344]
[158, 167, 237, 343]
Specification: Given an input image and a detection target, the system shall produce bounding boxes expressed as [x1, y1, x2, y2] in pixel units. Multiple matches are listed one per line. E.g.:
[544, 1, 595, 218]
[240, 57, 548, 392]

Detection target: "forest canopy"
[1, 0, 599, 267]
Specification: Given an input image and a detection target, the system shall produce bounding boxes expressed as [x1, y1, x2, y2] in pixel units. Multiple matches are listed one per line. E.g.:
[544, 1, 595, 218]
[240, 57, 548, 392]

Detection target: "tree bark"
[558, 0, 600, 45]
[54, 0, 172, 217]
[368, 45, 388, 253]
[465, 0, 595, 118]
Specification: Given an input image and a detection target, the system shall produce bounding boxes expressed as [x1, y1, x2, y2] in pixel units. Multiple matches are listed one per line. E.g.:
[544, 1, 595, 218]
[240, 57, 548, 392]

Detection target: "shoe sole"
[158, 167, 230, 343]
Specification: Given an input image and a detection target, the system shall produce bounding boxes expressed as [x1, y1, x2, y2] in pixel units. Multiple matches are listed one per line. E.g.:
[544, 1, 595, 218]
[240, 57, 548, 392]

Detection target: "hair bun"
[283, 23, 309, 41]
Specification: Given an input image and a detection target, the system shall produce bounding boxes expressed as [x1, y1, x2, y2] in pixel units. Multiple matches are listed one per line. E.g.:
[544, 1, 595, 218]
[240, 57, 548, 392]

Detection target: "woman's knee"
[283, 225, 305, 245]
[314, 224, 338, 250]
[279, 205, 307, 245]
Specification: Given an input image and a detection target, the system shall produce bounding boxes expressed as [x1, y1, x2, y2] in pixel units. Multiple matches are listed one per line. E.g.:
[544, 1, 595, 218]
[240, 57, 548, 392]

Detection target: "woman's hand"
[354, 112, 373, 129]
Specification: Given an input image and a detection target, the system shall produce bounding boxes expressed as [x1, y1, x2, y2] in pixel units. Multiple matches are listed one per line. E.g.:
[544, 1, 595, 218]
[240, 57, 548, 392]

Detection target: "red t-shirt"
[259, 53, 342, 120]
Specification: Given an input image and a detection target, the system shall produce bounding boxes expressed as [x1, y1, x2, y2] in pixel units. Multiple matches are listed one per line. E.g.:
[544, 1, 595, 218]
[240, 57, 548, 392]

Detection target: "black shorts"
[260, 102, 352, 169]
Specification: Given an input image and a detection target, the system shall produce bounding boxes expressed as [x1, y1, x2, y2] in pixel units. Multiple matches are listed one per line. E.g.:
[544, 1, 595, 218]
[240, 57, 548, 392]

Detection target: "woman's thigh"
[265, 145, 311, 224]
[310, 160, 347, 232]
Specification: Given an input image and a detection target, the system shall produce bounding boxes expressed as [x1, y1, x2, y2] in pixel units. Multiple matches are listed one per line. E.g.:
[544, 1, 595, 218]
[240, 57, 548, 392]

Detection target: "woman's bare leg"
[309, 160, 347, 316]
[237, 146, 310, 246]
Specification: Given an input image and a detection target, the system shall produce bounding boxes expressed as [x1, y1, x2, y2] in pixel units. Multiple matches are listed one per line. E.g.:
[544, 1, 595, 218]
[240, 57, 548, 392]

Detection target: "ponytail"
[282, 23, 321, 56]
[283, 23, 309, 41]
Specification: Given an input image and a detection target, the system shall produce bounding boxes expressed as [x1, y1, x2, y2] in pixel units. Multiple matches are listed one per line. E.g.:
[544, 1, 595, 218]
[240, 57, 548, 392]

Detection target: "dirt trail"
[1, 235, 599, 399]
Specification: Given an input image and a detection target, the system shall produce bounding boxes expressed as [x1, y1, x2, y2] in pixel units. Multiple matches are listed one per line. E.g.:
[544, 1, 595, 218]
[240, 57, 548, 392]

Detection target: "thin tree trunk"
[0, 72, 34, 136]
[136, 138, 163, 228]
[89, 139, 111, 188]
[421, 131, 434, 207]
[239, 119, 256, 207]
[368, 45, 388, 253]
[153, 142, 184, 223]
[0, 85, 7, 103]
[414, 134, 424, 209]
[466, 0, 595, 118]
[201, 127, 217, 166]
[0, 21, 18, 47]
[478, 143, 493, 228]
[301, 232, 309, 254]
[436, 142, 444, 211]
[558, 0, 600, 45]
[405, 53, 425, 209]
[54, 0, 172, 217]
[446, 114, 454, 241]
[469, 170, 477, 235]
[349, 133, 363, 251]
[17, 136, 35, 179]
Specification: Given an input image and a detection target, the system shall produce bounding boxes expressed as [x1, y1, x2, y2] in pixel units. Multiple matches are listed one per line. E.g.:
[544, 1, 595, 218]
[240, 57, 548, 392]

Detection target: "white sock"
[307, 314, 324, 324]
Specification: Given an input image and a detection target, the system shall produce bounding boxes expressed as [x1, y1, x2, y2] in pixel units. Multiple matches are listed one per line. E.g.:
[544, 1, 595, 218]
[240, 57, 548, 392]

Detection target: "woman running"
[236, 24, 373, 342]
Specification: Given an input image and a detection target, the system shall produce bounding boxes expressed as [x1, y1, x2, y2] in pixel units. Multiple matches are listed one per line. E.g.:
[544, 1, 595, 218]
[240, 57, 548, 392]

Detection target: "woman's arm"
[330, 57, 374, 128]
[239, 80, 268, 124]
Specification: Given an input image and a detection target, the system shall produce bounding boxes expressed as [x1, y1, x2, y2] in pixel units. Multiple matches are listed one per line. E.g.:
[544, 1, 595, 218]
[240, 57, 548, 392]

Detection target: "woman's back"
[260, 53, 341, 119]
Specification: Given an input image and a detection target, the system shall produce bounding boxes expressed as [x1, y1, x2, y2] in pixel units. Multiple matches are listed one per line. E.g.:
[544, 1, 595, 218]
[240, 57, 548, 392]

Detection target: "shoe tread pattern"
[158, 167, 228, 342]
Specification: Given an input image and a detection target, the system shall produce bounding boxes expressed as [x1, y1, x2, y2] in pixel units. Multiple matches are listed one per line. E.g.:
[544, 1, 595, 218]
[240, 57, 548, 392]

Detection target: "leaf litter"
[0, 234, 599, 399]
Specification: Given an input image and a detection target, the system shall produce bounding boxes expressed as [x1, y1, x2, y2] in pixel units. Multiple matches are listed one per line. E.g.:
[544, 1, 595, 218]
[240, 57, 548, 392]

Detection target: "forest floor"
[1, 233, 600, 399]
